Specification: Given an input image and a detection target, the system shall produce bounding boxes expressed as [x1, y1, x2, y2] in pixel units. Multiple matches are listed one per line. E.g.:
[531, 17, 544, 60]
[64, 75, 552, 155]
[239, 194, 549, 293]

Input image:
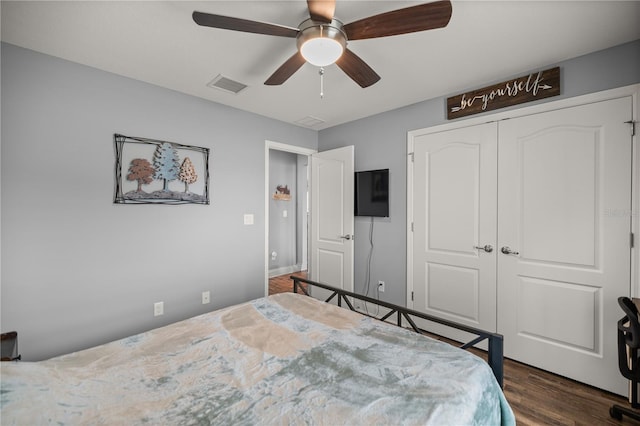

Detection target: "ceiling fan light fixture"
[297, 19, 347, 67]
[301, 37, 343, 66]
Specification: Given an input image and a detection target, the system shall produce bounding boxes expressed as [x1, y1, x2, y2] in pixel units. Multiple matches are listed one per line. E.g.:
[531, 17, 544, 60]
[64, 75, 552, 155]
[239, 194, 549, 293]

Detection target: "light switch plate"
[244, 214, 254, 225]
[154, 301, 164, 316]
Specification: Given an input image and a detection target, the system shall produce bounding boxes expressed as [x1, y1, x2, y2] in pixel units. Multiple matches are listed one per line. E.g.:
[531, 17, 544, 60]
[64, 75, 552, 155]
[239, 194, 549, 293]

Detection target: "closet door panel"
[517, 276, 599, 351]
[520, 131, 597, 266]
[427, 144, 479, 253]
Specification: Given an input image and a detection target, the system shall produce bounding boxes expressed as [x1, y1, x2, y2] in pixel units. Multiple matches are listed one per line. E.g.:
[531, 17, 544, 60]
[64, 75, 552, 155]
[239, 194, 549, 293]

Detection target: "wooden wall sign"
[447, 67, 560, 120]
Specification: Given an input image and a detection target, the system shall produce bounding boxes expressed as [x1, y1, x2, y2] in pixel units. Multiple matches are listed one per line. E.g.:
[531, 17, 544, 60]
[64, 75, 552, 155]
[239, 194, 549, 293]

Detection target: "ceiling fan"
[193, 0, 452, 88]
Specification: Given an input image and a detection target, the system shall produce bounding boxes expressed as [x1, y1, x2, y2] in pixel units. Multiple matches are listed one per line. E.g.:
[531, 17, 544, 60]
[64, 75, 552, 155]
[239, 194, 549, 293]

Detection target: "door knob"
[340, 234, 353, 240]
[473, 244, 493, 253]
[501, 246, 520, 256]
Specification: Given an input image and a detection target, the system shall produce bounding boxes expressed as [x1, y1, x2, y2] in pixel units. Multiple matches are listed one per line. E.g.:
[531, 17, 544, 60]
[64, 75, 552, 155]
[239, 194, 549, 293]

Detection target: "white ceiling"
[2, 1, 639, 130]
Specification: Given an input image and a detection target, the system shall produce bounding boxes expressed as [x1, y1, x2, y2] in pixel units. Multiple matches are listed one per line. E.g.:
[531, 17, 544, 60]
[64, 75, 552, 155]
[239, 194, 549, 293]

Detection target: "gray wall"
[2, 38, 639, 360]
[0, 42, 317, 361]
[318, 39, 640, 307]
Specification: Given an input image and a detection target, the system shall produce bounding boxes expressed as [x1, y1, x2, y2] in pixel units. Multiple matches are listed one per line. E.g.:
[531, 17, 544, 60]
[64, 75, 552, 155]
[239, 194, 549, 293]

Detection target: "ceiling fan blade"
[335, 48, 381, 88]
[307, 0, 335, 23]
[264, 52, 307, 85]
[193, 11, 299, 38]
[343, 0, 452, 40]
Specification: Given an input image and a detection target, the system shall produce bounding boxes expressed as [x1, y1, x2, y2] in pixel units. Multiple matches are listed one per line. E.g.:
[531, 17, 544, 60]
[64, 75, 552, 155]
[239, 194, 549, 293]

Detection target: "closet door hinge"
[625, 120, 636, 136]
[411, 291, 414, 301]
[411, 222, 414, 232]
[632, 232, 635, 249]
[409, 152, 414, 162]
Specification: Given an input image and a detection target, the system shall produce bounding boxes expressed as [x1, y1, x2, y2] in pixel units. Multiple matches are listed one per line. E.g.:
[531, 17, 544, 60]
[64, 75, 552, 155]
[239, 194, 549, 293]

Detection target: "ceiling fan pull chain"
[319, 67, 325, 98]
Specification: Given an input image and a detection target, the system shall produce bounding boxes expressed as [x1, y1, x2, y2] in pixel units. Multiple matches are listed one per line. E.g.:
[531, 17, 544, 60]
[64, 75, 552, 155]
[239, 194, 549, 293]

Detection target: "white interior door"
[497, 97, 633, 395]
[411, 123, 498, 339]
[309, 146, 354, 300]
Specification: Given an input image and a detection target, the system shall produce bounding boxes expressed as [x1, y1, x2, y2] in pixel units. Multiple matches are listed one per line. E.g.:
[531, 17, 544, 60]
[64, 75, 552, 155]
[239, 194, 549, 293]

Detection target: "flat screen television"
[354, 169, 389, 217]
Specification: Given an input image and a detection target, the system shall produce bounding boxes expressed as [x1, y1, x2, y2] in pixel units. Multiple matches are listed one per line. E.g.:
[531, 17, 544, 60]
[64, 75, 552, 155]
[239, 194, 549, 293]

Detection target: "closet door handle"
[340, 234, 353, 240]
[474, 244, 493, 253]
[501, 246, 520, 256]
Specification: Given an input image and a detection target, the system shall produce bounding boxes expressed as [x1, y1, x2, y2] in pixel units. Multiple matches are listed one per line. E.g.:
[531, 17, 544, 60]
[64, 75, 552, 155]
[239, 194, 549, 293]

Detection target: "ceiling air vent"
[206, 75, 248, 94]
[295, 116, 325, 128]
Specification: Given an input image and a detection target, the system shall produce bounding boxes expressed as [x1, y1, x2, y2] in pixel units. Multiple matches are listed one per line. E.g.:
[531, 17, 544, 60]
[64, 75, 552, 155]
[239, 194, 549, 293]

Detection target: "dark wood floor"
[269, 272, 640, 425]
[269, 271, 308, 295]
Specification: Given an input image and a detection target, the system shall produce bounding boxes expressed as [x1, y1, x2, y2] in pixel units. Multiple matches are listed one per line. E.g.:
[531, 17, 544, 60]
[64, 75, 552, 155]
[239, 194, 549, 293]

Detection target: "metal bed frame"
[291, 275, 505, 388]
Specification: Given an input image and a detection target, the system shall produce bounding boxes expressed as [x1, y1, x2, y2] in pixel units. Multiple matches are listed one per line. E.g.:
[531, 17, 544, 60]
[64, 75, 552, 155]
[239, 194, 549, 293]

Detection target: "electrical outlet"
[378, 281, 385, 292]
[202, 291, 210, 304]
[154, 301, 164, 316]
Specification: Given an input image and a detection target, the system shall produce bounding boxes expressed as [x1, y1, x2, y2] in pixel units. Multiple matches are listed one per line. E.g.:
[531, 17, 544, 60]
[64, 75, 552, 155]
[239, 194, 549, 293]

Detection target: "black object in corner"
[610, 297, 640, 421]
[1, 331, 21, 361]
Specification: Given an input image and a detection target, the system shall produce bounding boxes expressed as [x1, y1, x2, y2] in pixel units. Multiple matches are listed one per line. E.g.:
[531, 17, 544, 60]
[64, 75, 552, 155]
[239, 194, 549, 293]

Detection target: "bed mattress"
[1, 292, 515, 425]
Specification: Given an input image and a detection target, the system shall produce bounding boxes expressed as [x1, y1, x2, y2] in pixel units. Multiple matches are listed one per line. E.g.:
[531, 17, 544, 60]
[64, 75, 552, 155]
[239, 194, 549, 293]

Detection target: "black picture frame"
[114, 134, 210, 205]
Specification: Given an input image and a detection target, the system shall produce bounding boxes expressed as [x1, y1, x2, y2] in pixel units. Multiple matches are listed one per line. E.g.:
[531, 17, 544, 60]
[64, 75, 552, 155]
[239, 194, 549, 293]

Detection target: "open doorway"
[268, 151, 308, 278]
[264, 141, 316, 296]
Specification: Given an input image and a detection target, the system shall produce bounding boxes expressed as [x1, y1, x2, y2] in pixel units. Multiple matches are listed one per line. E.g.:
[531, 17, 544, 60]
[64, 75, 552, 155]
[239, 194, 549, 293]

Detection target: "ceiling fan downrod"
[319, 67, 325, 99]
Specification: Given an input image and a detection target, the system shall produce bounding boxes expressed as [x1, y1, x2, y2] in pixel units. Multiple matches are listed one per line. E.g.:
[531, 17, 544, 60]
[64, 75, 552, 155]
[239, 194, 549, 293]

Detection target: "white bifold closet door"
[412, 122, 498, 340]
[497, 97, 632, 395]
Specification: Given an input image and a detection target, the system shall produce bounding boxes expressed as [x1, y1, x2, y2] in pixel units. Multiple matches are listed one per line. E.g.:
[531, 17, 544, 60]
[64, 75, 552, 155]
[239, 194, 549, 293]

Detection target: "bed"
[1, 279, 515, 425]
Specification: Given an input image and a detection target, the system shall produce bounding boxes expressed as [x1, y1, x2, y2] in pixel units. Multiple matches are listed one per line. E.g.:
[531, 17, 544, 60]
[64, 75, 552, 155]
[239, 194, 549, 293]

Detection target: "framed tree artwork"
[114, 134, 210, 205]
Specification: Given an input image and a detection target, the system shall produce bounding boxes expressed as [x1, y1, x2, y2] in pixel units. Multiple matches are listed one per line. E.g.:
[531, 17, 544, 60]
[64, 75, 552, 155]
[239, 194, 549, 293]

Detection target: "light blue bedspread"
[1, 293, 515, 425]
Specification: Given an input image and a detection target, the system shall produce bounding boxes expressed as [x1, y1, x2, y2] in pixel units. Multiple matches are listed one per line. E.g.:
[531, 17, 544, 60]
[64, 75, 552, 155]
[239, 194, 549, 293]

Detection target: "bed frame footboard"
[291, 276, 505, 388]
